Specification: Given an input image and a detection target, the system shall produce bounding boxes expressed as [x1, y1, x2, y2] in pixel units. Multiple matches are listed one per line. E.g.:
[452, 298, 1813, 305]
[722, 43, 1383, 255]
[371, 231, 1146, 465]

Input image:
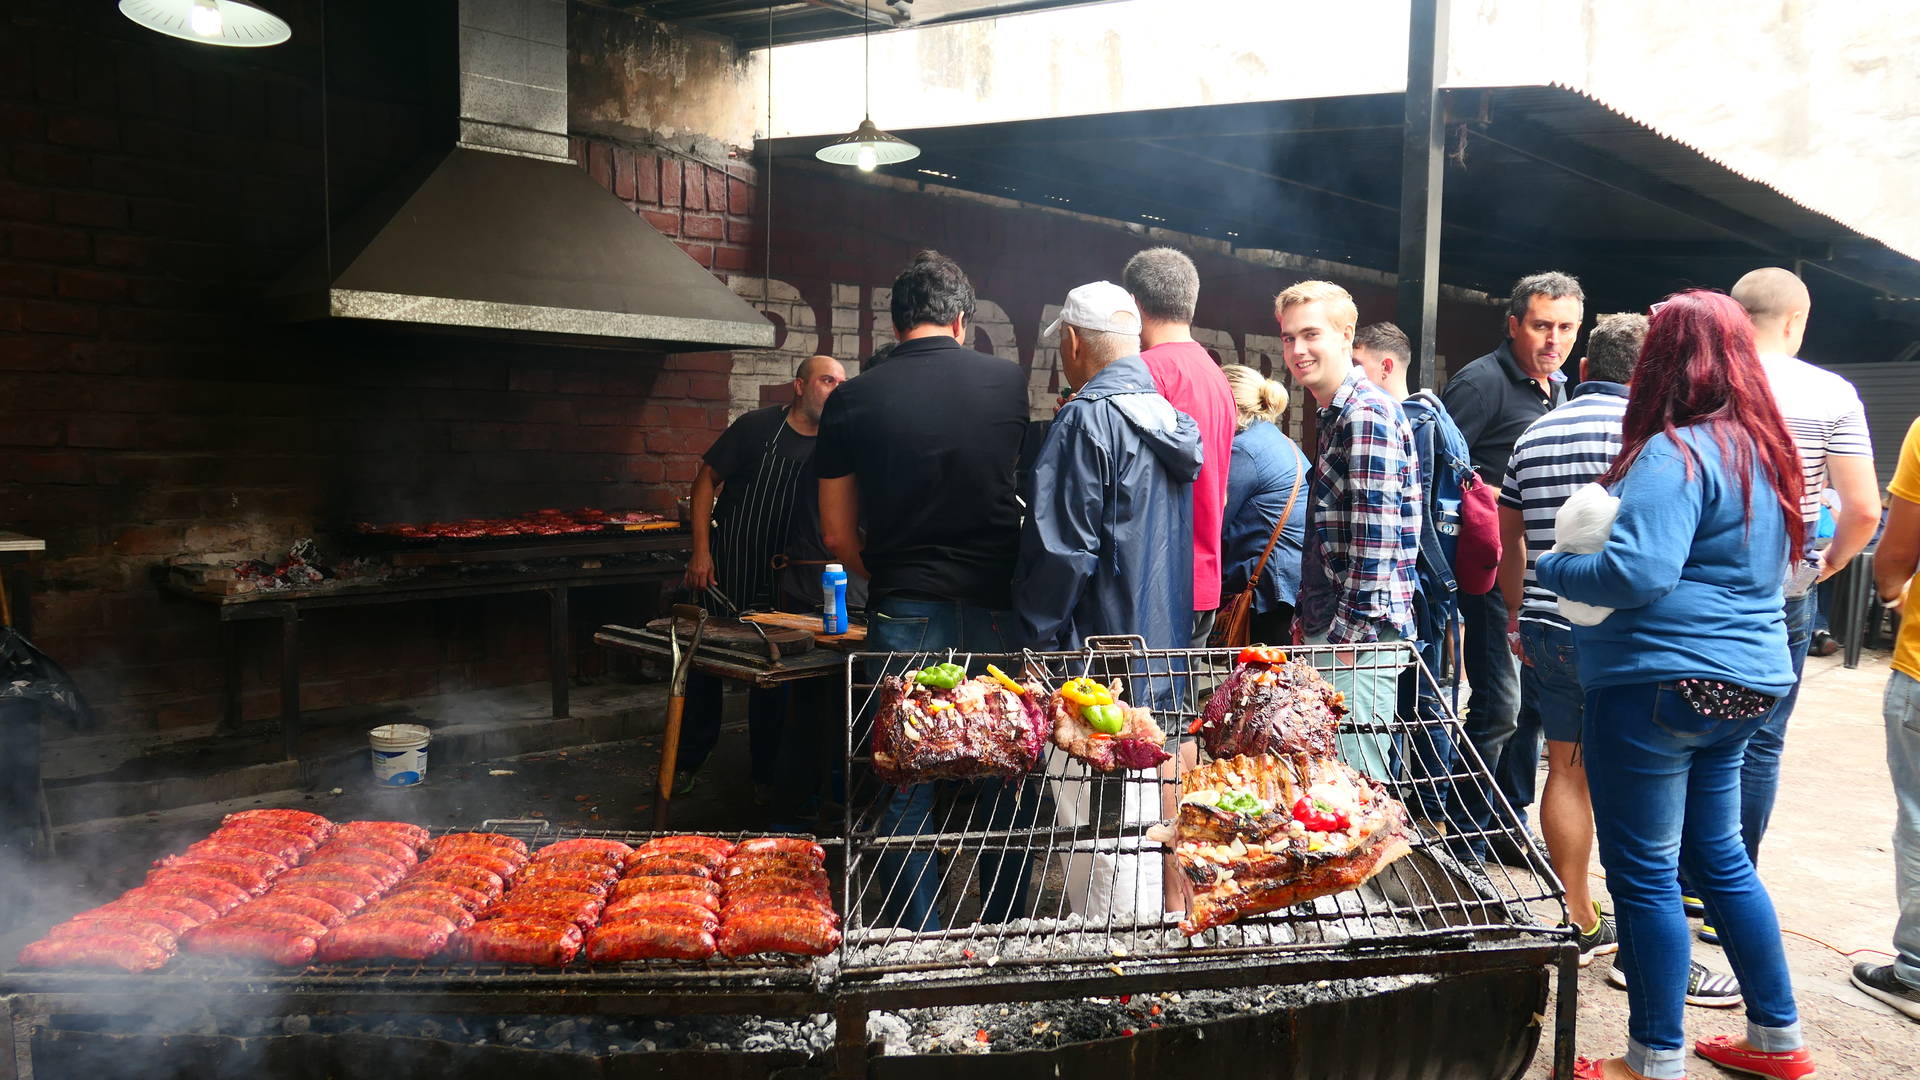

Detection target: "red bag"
[1453, 470, 1502, 595]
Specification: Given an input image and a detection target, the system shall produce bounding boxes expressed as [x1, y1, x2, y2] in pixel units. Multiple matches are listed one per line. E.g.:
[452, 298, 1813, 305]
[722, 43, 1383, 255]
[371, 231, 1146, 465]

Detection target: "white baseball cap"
[1042, 280, 1142, 343]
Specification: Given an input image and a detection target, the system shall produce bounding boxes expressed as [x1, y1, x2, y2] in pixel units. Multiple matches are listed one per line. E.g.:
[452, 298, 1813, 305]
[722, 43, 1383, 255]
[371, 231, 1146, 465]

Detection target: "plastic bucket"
[368, 723, 430, 786]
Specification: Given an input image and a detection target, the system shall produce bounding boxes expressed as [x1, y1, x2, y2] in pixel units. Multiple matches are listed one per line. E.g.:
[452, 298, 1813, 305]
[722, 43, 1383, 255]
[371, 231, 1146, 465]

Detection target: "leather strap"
[1244, 460, 1306, 597]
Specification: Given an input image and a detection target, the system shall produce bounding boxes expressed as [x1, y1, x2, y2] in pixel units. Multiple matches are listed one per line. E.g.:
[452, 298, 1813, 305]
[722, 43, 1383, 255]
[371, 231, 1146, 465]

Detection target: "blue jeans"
[1584, 681, 1802, 1079]
[1884, 671, 1920, 992]
[1519, 623, 1584, 745]
[866, 596, 1034, 931]
[1737, 592, 1813, 867]
[1397, 628, 1457, 823]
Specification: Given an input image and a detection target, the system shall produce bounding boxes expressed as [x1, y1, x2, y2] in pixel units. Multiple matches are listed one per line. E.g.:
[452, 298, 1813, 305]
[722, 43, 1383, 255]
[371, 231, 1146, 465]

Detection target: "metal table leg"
[1844, 551, 1873, 670]
[548, 585, 571, 719]
[1554, 945, 1579, 1079]
[279, 609, 301, 761]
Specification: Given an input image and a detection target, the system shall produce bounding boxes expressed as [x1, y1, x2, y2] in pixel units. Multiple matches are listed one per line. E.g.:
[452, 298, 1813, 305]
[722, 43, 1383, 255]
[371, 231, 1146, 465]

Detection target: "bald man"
[1695, 268, 1879, 914]
[679, 354, 848, 801]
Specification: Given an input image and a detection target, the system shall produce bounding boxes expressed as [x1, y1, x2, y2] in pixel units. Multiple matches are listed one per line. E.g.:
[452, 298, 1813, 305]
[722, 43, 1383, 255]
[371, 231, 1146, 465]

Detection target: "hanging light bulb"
[814, 0, 919, 171]
[118, 0, 292, 48]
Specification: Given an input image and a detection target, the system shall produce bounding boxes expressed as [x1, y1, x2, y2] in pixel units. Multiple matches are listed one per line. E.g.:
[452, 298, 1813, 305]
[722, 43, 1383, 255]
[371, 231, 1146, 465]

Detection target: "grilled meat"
[635, 835, 735, 861]
[387, 882, 491, 912]
[220, 909, 332, 938]
[602, 895, 721, 927]
[716, 912, 840, 958]
[733, 837, 824, 862]
[1191, 657, 1346, 760]
[454, 918, 584, 966]
[424, 850, 521, 879]
[68, 903, 203, 936]
[609, 875, 720, 902]
[205, 824, 318, 860]
[277, 864, 389, 897]
[587, 920, 715, 962]
[624, 853, 718, 879]
[531, 838, 633, 863]
[871, 672, 1045, 784]
[274, 883, 368, 914]
[426, 833, 530, 859]
[327, 835, 420, 866]
[480, 897, 603, 933]
[1161, 753, 1412, 935]
[362, 894, 476, 930]
[221, 809, 333, 840]
[333, 821, 431, 850]
[244, 895, 350, 928]
[315, 918, 449, 962]
[47, 918, 178, 952]
[145, 858, 272, 895]
[158, 844, 289, 877]
[1047, 680, 1172, 772]
[18, 933, 171, 972]
[405, 863, 505, 897]
[110, 888, 219, 922]
[142, 871, 252, 913]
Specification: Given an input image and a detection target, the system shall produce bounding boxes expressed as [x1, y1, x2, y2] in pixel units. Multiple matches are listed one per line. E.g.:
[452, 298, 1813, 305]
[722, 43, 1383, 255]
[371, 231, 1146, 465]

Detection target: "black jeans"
[1455, 586, 1523, 852]
[679, 671, 785, 784]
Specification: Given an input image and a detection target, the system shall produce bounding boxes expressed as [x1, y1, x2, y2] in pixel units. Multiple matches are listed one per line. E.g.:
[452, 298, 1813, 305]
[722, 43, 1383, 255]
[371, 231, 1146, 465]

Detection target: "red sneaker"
[1693, 1036, 1816, 1079]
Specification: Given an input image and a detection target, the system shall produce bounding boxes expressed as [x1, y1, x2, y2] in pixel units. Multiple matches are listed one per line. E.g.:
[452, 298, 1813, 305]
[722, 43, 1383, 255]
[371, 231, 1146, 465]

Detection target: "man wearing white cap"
[1015, 281, 1203, 921]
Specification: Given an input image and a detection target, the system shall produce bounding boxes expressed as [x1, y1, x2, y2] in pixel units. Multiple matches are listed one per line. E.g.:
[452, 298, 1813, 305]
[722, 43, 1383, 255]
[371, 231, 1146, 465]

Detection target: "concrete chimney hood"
[275, 0, 774, 351]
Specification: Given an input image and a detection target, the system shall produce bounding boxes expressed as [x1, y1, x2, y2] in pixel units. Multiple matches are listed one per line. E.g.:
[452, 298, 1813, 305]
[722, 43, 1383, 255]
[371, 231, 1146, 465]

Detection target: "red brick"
[634, 153, 660, 204]
[21, 300, 100, 335]
[10, 224, 89, 263]
[665, 352, 733, 372]
[640, 209, 679, 236]
[625, 456, 665, 483]
[686, 373, 730, 399]
[682, 163, 706, 211]
[0, 183, 53, 223]
[727, 177, 754, 215]
[675, 241, 713, 267]
[682, 213, 724, 240]
[68, 414, 140, 448]
[47, 111, 118, 150]
[726, 218, 758, 246]
[707, 169, 729, 211]
[568, 136, 585, 164]
[56, 269, 126, 302]
[9, 144, 92, 186]
[587, 140, 613, 191]
[660, 159, 682, 208]
[54, 191, 129, 229]
[611, 147, 636, 201]
[714, 245, 752, 272]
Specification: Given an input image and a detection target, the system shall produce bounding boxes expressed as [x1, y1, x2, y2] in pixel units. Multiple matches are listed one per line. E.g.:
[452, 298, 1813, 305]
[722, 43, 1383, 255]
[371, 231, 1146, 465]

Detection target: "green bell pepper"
[1081, 703, 1126, 735]
[915, 662, 967, 690]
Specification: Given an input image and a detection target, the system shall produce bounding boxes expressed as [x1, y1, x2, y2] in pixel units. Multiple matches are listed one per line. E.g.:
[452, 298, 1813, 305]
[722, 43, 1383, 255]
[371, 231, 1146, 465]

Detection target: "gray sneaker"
[1567, 904, 1619, 967]
[1852, 962, 1920, 1021]
[1607, 959, 1742, 1007]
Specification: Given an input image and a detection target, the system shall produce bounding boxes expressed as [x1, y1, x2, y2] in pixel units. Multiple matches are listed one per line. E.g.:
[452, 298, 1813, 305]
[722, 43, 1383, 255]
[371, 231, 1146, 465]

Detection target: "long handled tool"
[654, 603, 708, 828]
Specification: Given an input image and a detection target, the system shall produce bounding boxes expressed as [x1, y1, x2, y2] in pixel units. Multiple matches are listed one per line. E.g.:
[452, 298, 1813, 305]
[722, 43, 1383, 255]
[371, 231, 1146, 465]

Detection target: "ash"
[165, 1012, 844, 1058]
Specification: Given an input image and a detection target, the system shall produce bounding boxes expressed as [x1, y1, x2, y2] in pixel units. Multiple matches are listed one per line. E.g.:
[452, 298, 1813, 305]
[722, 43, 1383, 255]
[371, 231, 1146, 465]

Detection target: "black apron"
[712, 409, 806, 612]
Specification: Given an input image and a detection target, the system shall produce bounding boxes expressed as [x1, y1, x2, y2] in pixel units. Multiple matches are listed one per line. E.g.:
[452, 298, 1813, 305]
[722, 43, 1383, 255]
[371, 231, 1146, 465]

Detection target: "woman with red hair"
[1537, 290, 1813, 1080]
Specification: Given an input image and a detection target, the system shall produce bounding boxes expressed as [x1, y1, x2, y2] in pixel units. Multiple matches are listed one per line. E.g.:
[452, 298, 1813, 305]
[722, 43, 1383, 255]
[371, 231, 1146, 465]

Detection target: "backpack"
[1401, 392, 1502, 643]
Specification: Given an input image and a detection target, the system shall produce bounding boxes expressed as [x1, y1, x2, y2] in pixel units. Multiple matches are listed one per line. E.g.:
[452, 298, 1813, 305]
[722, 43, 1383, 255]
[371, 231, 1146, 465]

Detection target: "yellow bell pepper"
[1059, 677, 1113, 707]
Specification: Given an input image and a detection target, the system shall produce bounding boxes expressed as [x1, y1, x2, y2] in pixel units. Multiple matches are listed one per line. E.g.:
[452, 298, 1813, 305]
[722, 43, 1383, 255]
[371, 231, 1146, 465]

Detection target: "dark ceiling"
[769, 85, 1920, 357]
[599, 0, 1105, 47]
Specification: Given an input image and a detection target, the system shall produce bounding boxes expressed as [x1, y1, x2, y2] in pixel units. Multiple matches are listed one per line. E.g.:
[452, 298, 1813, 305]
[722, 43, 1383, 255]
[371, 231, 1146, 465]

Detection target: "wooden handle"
[654, 696, 686, 828]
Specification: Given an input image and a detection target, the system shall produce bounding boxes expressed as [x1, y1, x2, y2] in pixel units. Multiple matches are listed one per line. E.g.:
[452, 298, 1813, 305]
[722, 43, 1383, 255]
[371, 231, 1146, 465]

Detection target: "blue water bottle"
[822, 563, 849, 635]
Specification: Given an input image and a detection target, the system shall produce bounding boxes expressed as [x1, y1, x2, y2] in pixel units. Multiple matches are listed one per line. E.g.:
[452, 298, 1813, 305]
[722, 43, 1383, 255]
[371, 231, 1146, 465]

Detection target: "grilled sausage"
[426, 832, 529, 858]
[715, 912, 841, 958]
[243, 895, 349, 928]
[479, 897, 601, 933]
[323, 835, 419, 866]
[424, 850, 521, 879]
[142, 871, 252, 913]
[185, 922, 317, 967]
[106, 889, 218, 923]
[586, 920, 715, 962]
[362, 893, 475, 929]
[387, 882, 490, 913]
[635, 835, 736, 860]
[600, 896, 720, 929]
[47, 917, 179, 952]
[306, 849, 407, 886]
[350, 905, 459, 936]
[531, 838, 633, 862]
[18, 933, 171, 972]
[722, 893, 839, 924]
[315, 918, 449, 962]
[272, 883, 368, 915]
[277, 864, 388, 897]
[159, 845, 289, 877]
[723, 875, 833, 904]
[146, 858, 272, 895]
[220, 909, 332, 938]
[732, 837, 825, 862]
[454, 918, 583, 967]
[70, 903, 204, 936]
[609, 875, 720, 901]
[208, 824, 318, 859]
[333, 821, 431, 850]
[623, 854, 716, 879]
[405, 863, 505, 896]
[222, 808, 333, 839]
[625, 848, 726, 875]
[515, 861, 618, 888]
[611, 888, 720, 914]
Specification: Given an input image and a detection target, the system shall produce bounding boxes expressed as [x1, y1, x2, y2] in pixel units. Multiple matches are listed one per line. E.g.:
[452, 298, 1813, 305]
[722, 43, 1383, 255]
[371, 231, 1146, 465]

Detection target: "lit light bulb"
[855, 143, 878, 172]
[189, 0, 223, 37]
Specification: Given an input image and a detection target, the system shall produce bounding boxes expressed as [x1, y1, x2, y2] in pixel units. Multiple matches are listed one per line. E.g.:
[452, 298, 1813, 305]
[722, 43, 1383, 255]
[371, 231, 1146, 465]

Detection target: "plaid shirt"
[1298, 368, 1420, 644]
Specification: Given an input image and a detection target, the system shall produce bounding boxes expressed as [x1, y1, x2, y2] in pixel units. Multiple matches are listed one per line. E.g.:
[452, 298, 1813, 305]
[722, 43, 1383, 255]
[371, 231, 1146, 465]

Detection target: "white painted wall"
[757, 0, 1920, 260]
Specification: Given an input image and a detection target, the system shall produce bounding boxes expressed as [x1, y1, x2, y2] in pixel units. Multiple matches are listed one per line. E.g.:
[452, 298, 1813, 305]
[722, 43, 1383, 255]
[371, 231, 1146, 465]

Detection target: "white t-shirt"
[1761, 352, 1872, 524]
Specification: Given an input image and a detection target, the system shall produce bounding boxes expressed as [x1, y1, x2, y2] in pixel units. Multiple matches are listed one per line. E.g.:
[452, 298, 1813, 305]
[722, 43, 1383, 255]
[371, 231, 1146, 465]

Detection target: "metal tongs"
[655, 602, 708, 827]
[705, 585, 783, 662]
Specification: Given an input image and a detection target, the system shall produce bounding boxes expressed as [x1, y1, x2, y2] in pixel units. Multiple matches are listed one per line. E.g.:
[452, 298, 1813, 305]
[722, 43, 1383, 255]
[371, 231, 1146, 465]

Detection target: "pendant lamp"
[814, 1, 918, 171]
[118, 0, 293, 48]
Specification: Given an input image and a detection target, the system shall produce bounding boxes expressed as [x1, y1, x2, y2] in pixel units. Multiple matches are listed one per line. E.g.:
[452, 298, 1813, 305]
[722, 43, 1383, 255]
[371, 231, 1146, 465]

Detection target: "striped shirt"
[1298, 367, 1420, 644]
[1499, 382, 1629, 630]
[1760, 353, 1872, 523]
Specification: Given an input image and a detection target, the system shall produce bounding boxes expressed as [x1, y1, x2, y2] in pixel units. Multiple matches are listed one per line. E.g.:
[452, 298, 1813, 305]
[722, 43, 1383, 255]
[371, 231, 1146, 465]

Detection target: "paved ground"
[9, 650, 1917, 1076]
[1520, 647, 1919, 1078]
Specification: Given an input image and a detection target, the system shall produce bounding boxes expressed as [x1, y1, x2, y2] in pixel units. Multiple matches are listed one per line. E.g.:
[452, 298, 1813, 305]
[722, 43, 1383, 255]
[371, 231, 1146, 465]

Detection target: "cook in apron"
[711, 408, 806, 612]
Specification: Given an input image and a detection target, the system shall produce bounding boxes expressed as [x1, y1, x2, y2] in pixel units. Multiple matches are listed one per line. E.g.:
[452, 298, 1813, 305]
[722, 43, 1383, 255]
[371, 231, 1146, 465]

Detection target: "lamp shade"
[118, 0, 292, 48]
[814, 118, 921, 171]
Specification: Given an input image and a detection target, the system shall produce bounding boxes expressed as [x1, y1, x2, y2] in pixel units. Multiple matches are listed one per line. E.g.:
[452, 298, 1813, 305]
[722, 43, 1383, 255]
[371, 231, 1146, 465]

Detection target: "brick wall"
[0, 2, 741, 735]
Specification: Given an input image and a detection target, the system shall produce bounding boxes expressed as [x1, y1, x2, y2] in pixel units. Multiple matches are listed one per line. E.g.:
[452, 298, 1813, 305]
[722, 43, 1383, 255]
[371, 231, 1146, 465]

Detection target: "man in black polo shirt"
[815, 250, 1033, 930]
[1438, 270, 1582, 859]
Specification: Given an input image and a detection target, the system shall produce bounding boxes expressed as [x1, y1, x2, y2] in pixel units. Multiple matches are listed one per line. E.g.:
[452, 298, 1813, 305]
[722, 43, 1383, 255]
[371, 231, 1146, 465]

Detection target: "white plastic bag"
[1551, 482, 1619, 626]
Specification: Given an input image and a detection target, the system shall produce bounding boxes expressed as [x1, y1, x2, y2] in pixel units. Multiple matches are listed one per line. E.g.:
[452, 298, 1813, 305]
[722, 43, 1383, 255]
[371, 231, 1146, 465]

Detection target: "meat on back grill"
[1193, 658, 1346, 759]
[870, 673, 1046, 785]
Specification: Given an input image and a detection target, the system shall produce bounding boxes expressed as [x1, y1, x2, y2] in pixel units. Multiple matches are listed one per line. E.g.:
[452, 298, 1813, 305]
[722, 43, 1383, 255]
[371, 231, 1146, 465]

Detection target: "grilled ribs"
[871, 672, 1045, 785]
[1047, 679, 1172, 772]
[1191, 657, 1346, 760]
[1162, 753, 1412, 935]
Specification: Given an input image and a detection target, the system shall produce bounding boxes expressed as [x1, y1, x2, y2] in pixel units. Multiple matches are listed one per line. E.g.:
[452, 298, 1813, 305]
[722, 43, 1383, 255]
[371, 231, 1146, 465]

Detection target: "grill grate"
[837, 639, 1566, 976]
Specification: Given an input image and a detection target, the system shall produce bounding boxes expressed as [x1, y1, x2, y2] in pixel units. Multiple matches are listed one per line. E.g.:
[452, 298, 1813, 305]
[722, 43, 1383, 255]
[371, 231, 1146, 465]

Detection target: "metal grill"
[838, 639, 1567, 976]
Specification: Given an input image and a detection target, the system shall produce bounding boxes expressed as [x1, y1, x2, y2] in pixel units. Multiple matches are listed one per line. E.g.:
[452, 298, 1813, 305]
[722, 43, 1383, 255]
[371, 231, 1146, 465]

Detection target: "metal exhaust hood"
[275, 0, 774, 351]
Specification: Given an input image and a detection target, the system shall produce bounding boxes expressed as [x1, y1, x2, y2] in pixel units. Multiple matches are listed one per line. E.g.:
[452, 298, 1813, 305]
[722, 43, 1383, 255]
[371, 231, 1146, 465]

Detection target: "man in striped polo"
[1496, 313, 1645, 970]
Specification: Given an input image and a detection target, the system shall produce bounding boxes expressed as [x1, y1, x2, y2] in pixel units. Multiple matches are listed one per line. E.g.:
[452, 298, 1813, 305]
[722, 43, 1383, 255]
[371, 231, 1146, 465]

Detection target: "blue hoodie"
[1534, 425, 1793, 694]
[1014, 353, 1205, 652]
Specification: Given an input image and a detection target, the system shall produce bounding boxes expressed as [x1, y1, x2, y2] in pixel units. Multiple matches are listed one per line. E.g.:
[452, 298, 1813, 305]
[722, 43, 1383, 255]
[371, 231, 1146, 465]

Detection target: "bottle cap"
[825, 563, 844, 574]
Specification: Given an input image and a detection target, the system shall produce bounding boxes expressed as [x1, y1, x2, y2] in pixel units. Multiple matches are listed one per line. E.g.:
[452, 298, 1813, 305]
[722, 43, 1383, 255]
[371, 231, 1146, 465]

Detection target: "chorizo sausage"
[586, 920, 715, 962]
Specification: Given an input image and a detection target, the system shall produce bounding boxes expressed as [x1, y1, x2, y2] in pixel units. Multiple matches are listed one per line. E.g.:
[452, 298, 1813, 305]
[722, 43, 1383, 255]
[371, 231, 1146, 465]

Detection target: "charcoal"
[543, 1019, 578, 1042]
[281, 1015, 312, 1037]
